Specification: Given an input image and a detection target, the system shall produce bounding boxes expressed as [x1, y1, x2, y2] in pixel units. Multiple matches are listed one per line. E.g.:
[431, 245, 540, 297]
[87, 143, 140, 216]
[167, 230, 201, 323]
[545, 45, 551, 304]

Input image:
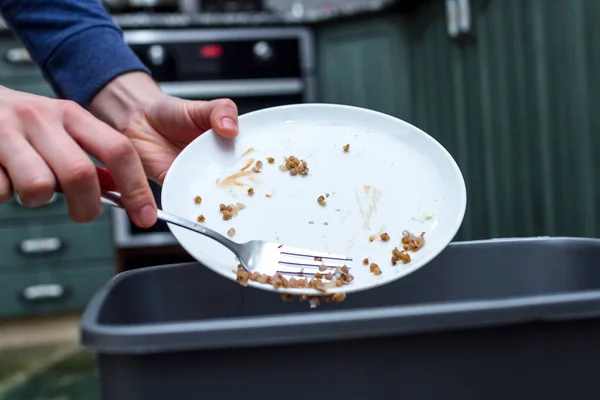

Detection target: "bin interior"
[98, 238, 600, 326]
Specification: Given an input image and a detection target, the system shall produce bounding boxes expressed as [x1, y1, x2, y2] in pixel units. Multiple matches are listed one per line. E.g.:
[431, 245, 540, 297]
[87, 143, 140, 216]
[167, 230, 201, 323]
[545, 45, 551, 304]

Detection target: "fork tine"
[275, 265, 320, 275]
[275, 265, 338, 277]
[278, 245, 352, 261]
[278, 257, 348, 269]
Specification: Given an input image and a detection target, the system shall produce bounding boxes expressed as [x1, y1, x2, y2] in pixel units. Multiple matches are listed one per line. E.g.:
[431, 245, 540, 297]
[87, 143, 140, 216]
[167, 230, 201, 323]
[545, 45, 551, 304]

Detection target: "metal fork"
[101, 191, 353, 276]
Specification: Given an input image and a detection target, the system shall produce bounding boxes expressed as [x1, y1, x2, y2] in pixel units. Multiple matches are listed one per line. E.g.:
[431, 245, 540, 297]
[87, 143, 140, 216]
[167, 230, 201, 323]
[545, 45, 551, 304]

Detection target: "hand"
[89, 72, 239, 185]
[124, 94, 239, 184]
[0, 86, 156, 227]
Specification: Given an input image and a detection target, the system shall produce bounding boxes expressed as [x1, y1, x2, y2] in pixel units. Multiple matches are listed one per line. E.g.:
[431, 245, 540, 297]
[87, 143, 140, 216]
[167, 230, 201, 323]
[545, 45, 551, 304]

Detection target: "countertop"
[0, 0, 425, 32]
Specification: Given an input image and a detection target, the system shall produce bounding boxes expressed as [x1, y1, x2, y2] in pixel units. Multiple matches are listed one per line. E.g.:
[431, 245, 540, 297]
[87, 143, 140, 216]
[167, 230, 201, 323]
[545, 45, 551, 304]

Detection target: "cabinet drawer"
[0, 221, 114, 271]
[0, 193, 69, 221]
[0, 264, 114, 319]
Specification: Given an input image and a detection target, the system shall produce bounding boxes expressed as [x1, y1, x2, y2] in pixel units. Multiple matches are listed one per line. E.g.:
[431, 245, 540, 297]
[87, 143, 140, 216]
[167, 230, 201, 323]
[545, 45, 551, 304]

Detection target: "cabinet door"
[406, 0, 600, 240]
[316, 16, 412, 121]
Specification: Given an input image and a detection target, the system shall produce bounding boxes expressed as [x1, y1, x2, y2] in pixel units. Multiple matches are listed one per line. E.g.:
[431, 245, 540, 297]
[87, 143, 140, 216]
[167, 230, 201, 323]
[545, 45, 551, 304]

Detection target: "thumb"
[187, 98, 239, 139]
[147, 97, 239, 141]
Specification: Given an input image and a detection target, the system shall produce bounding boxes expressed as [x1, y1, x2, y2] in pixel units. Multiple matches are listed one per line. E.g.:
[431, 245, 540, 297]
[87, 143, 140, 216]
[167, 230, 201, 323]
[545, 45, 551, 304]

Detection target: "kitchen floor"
[0, 313, 100, 400]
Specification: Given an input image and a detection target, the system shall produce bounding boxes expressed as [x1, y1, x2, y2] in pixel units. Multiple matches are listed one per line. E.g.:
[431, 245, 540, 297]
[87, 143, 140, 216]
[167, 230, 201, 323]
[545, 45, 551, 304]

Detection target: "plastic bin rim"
[80, 236, 600, 354]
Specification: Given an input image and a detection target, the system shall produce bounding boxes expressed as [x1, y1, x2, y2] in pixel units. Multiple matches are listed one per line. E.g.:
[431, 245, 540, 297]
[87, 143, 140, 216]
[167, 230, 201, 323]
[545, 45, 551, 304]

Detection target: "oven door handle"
[159, 79, 304, 99]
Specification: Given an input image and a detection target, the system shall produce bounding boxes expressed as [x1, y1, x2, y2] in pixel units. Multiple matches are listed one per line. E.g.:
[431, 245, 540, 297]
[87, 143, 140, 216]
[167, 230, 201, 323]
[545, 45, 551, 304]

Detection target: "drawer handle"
[19, 237, 63, 254]
[21, 284, 66, 301]
[5, 47, 32, 64]
[14, 192, 59, 206]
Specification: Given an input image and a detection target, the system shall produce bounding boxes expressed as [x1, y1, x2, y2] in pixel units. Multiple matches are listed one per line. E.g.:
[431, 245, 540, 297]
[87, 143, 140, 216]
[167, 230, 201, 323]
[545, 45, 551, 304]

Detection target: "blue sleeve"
[0, 0, 151, 106]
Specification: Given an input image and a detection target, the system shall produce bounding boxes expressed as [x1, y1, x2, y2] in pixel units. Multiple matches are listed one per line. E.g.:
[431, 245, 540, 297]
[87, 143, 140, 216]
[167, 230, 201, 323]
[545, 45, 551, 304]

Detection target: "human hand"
[0, 86, 156, 227]
[124, 95, 238, 184]
[89, 72, 239, 185]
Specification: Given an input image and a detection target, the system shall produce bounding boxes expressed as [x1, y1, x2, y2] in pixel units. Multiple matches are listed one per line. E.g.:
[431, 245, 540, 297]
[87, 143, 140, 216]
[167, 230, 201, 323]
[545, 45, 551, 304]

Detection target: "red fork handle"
[55, 165, 118, 194]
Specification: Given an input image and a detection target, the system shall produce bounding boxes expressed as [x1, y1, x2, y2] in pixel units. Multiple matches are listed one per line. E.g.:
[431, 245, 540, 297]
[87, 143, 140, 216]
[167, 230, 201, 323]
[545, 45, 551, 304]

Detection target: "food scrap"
[279, 155, 308, 176]
[370, 263, 382, 276]
[391, 231, 425, 265]
[343, 144, 350, 152]
[196, 215, 206, 223]
[284, 292, 347, 308]
[266, 157, 275, 164]
[247, 188, 255, 196]
[193, 195, 202, 204]
[227, 228, 236, 237]
[401, 230, 426, 251]
[252, 160, 263, 173]
[317, 195, 327, 206]
[380, 232, 390, 242]
[234, 264, 354, 296]
[220, 202, 246, 220]
[391, 247, 411, 265]
[362, 258, 369, 265]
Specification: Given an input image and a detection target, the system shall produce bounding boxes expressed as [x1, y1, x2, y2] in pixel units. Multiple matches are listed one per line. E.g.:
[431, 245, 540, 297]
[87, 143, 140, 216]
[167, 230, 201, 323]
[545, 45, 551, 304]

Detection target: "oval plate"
[162, 104, 467, 296]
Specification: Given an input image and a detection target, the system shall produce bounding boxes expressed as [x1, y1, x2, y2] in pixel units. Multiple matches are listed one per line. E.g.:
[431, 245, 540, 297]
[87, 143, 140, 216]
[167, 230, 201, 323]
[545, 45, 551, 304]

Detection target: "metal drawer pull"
[5, 47, 32, 64]
[22, 284, 65, 301]
[19, 237, 62, 254]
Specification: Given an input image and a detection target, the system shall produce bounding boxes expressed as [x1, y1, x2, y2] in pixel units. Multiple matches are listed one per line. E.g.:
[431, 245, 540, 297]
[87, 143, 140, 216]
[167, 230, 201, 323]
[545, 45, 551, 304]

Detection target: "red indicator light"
[200, 44, 223, 59]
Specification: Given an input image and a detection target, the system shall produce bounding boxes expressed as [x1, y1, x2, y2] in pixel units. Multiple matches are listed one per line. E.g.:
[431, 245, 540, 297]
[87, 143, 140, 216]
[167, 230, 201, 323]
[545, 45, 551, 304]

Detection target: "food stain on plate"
[356, 184, 382, 230]
[411, 213, 436, 223]
[241, 147, 255, 156]
[215, 156, 261, 189]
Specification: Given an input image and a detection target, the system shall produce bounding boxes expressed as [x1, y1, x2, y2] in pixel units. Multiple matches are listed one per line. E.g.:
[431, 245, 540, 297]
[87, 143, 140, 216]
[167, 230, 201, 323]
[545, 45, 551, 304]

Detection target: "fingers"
[193, 98, 239, 139]
[0, 131, 56, 207]
[26, 121, 102, 223]
[62, 102, 157, 228]
[0, 167, 13, 203]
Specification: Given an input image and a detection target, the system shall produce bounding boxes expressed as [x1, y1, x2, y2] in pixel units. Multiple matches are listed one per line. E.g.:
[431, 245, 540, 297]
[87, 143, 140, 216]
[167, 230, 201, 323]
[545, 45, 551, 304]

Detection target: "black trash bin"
[81, 237, 600, 400]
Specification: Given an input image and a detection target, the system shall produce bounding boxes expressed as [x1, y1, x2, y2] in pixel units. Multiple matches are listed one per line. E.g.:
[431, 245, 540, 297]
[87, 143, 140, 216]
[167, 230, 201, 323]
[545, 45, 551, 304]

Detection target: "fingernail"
[30, 195, 50, 207]
[221, 117, 237, 131]
[138, 204, 157, 227]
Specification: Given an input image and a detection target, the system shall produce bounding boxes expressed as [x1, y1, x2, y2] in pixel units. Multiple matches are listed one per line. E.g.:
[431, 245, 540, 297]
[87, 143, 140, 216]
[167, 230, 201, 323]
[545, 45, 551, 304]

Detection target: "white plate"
[162, 103, 467, 296]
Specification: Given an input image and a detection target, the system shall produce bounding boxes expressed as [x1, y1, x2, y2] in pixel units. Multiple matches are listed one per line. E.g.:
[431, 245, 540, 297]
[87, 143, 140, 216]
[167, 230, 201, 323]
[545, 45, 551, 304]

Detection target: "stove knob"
[253, 41, 273, 61]
[147, 44, 165, 66]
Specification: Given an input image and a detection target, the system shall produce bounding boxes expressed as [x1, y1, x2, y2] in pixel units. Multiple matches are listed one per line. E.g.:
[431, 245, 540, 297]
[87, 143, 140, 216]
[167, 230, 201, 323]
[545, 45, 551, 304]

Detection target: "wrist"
[88, 72, 164, 132]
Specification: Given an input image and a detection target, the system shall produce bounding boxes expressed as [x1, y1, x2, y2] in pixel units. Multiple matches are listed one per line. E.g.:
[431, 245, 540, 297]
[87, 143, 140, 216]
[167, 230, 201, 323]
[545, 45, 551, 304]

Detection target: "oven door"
[111, 80, 309, 248]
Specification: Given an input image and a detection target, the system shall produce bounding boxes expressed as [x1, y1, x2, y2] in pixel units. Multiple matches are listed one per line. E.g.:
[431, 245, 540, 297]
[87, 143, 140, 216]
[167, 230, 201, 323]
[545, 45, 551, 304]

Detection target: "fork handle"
[101, 191, 239, 252]
[54, 166, 239, 252]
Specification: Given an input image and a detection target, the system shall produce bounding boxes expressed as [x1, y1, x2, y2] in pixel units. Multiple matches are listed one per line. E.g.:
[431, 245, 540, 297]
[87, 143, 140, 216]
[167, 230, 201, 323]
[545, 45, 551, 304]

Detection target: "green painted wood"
[0, 264, 114, 318]
[317, 0, 600, 241]
[405, 0, 600, 240]
[0, 220, 114, 274]
[0, 194, 70, 221]
[316, 15, 412, 121]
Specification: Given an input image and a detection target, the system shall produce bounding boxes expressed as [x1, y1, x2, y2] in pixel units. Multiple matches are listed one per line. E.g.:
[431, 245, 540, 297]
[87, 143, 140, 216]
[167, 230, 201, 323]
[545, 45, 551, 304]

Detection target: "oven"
[112, 27, 316, 248]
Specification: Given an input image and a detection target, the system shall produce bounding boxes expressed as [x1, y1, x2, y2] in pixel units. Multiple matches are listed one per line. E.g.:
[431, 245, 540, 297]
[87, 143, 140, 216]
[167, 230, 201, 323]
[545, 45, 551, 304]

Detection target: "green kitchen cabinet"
[316, 15, 412, 122]
[0, 35, 117, 319]
[0, 264, 114, 319]
[0, 219, 113, 275]
[317, 0, 600, 241]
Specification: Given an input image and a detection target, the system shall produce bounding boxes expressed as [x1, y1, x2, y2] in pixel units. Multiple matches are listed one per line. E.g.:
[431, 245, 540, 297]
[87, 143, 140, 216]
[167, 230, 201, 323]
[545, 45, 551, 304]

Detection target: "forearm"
[0, 0, 150, 106]
[88, 71, 163, 132]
